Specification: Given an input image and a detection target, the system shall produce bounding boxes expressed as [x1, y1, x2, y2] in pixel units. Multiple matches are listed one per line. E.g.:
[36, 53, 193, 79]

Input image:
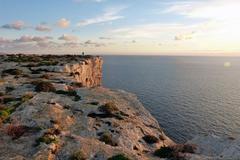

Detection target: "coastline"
[0, 54, 239, 159]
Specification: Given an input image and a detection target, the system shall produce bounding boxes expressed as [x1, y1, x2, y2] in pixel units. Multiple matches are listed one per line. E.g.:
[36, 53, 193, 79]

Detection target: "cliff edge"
[1, 54, 237, 160]
[0, 54, 174, 160]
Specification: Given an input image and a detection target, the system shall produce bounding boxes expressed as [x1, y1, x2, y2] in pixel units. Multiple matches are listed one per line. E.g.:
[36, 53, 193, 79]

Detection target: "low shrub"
[0, 95, 16, 104]
[5, 54, 42, 62]
[34, 81, 56, 92]
[36, 133, 57, 145]
[5, 86, 15, 93]
[69, 150, 86, 160]
[2, 69, 23, 76]
[99, 102, 118, 114]
[36, 128, 60, 145]
[108, 154, 131, 160]
[71, 82, 83, 88]
[40, 74, 50, 79]
[154, 146, 174, 158]
[6, 124, 27, 139]
[0, 110, 10, 121]
[143, 135, 159, 144]
[0, 92, 4, 97]
[99, 132, 117, 146]
[37, 60, 58, 66]
[88, 101, 99, 105]
[55, 90, 81, 101]
[21, 93, 34, 102]
[173, 144, 197, 154]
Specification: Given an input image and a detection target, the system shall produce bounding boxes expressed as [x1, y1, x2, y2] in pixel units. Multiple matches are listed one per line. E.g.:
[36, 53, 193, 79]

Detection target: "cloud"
[0, 37, 12, 44]
[58, 34, 79, 42]
[57, 18, 70, 28]
[1, 20, 25, 30]
[14, 35, 53, 43]
[111, 23, 190, 39]
[163, 0, 240, 21]
[35, 24, 51, 32]
[99, 37, 112, 40]
[84, 40, 105, 47]
[174, 31, 195, 41]
[77, 7, 125, 27]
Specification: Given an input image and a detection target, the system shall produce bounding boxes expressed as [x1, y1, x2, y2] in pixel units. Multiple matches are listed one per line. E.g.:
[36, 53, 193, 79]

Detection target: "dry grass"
[6, 124, 27, 139]
[99, 102, 119, 114]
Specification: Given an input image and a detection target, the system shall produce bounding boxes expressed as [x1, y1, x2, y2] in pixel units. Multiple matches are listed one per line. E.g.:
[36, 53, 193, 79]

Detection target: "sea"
[102, 55, 240, 143]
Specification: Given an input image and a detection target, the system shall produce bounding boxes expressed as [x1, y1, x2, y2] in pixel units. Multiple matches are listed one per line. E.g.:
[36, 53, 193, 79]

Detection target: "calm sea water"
[102, 56, 240, 143]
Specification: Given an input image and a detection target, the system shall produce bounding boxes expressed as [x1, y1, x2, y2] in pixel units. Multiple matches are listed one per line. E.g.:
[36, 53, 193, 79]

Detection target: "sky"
[0, 0, 240, 56]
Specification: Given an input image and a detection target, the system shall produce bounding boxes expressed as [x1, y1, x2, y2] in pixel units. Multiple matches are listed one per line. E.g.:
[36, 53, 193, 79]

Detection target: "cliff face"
[0, 54, 174, 160]
[63, 56, 103, 87]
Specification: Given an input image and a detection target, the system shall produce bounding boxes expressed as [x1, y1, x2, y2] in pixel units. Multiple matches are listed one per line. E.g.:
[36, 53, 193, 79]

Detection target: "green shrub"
[0, 110, 10, 120]
[34, 81, 56, 92]
[143, 135, 159, 144]
[36, 134, 58, 145]
[2, 69, 23, 76]
[154, 146, 174, 158]
[108, 154, 131, 160]
[99, 102, 118, 114]
[69, 151, 86, 160]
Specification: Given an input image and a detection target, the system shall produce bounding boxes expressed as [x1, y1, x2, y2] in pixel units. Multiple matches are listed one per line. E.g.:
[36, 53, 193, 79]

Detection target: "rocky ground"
[0, 54, 238, 160]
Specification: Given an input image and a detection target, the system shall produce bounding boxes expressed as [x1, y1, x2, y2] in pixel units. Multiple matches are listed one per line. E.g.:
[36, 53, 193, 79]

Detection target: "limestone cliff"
[0, 54, 174, 160]
[63, 56, 103, 87]
[1, 54, 231, 160]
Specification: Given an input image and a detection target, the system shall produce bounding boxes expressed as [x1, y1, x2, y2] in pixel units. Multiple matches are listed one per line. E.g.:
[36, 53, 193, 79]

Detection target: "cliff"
[0, 54, 174, 160]
[1, 54, 237, 160]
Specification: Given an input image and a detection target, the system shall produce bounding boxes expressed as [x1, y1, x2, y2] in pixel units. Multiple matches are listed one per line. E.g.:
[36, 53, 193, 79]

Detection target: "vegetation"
[37, 60, 58, 66]
[154, 144, 196, 160]
[99, 102, 119, 114]
[88, 101, 99, 105]
[6, 124, 27, 139]
[21, 93, 34, 102]
[40, 74, 50, 79]
[33, 81, 56, 92]
[55, 90, 81, 101]
[71, 82, 83, 88]
[69, 151, 86, 160]
[36, 133, 58, 145]
[0, 105, 15, 121]
[142, 135, 159, 144]
[2, 69, 23, 76]
[108, 154, 131, 160]
[5, 86, 15, 93]
[154, 146, 174, 158]
[0, 92, 4, 96]
[99, 132, 117, 146]
[5, 54, 42, 62]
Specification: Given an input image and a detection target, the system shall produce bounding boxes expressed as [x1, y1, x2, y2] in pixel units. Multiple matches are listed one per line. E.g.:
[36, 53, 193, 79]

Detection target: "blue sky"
[0, 0, 240, 55]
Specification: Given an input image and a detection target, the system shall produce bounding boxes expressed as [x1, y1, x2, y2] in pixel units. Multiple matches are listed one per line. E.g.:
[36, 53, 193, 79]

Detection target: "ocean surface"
[102, 56, 240, 143]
